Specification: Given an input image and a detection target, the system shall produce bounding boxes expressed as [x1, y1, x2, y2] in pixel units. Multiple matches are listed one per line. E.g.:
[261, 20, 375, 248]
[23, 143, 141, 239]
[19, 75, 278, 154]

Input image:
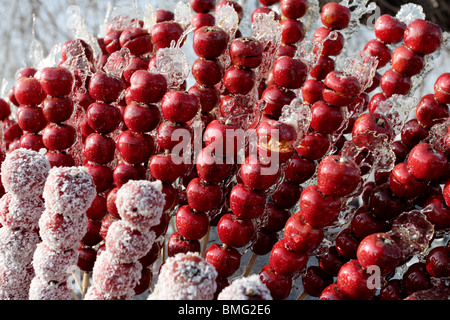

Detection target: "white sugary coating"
[150, 252, 218, 300]
[28, 276, 72, 300]
[0, 148, 51, 198]
[84, 285, 135, 300]
[115, 180, 166, 232]
[217, 275, 273, 300]
[43, 166, 97, 219]
[0, 193, 45, 230]
[105, 220, 156, 264]
[39, 209, 88, 252]
[0, 257, 34, 300]
[32, 242, 77, 283]
[0, 227, 40, 265]
[92, 251, 142, 298]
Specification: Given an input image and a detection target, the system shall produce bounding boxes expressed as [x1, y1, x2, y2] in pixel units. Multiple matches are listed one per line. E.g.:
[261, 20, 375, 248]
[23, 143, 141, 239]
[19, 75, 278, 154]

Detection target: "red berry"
[217, 213, 256, 248]
[300, 185, 342, 228]
[407, 142, 448, 181]
[42, 123, 76, 151]
[434, 73, 450, 104]
[283, 213, 324, 253]
[269, 239, 308, 277]
[356, 232, 402, 275]
[320, 2, 351, 30]
[193, 26, 229, 59]
[374, 15, 406, 44]
[42, 97, 74, 124]
[123, 102, 161, 133]
[14, 77, 47, 106]
[88, 71, 125, 103]
[403, 19, 442, 56]
[176, 205, 210, 240]
[161, 90, 200, 124]
[86, 102, 122, 134]
[116, 131, 155, 165]
[151, 21, 184, 49]
[425, 246, 450, 278]
[17, 105, 47, 133]
[205, 243, 241, 278]
[229, 183, 266, 220]
[272, 56, 308, 90]
[316, 155, 361, 198]
[149, 153, 185, 184]
[259, 264, 292, 300]
[280, 0, 308, 19]
[186, 178, 224, 212]
[336, 260, 377, 300]
[129, 70, 167, 104]
[39, 67, 74, 97]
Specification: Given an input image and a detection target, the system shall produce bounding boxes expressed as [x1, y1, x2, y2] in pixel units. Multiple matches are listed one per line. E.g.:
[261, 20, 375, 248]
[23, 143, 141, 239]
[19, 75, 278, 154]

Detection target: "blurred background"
[0, 0, 448, 95]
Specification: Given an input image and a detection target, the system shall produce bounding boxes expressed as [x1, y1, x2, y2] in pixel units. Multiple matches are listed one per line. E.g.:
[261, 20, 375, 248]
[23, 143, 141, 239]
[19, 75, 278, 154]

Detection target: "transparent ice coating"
[142, 2, 156, 31]
[67, 5, 101, 61]
[376, 94, 418, 137]
[151, 44, 190, 90]
[174, 1, 193, 29]
[337, 0, 377, 62]
[221, 94, 261, 131]
[395, 3, 426, 25]
[340, 131, 395, 176]
[341, 50, 379, 93]
[216, 3, 239, 39]
[106, 0, 140, 32]
[60, 39, 94, 95]
[279, 98, 312, 149]
[36, 44, 62, 71]
[388, 210, 434, 261]
[29, 15, 44, 69]
[295, 40, 320, 73]
[340, 0, 378, 36]
[302, 0, 320, 37]
[425, 118, 450, 155]
[215, 3, 240, 77]
[411, 32, 450, 94]
[252, 11, 282, 82]
[103, 48, 132, 79]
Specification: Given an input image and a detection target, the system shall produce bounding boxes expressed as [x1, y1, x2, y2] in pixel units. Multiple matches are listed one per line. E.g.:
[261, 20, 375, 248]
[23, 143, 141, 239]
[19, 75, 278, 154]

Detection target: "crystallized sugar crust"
[32, 242, 77, 283]
[105, 220, 156, 264]
[0, 227, 40, 265]
[0, 193, 45, 229]
[0, 148, 51, 198]
[28, 276, 72, 300]
[150, 252, 218, 300]
[115, 180, 166, 232]
[43, 166, 97, 219]
[0, 257, 34, 300]
[92, 251, 143, 297]
[217, 274, 273, 300]
[39, 209, 88, 251]
[84, 285, 135, 300]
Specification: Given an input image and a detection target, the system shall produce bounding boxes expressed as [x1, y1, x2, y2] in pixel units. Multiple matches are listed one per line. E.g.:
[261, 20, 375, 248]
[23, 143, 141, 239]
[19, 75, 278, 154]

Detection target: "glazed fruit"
[316, 155, 361, 198]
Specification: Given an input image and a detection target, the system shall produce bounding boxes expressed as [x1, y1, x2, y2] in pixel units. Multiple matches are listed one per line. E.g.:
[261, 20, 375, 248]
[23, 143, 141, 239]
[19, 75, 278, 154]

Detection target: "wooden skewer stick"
[81, 272, 90, 299]
[201, 226, 211, 258]
[243, 253, 258, 277]
[297, 291, 308, 300]
[71, 271, 83, 294]
[72, 290, 80, 300]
